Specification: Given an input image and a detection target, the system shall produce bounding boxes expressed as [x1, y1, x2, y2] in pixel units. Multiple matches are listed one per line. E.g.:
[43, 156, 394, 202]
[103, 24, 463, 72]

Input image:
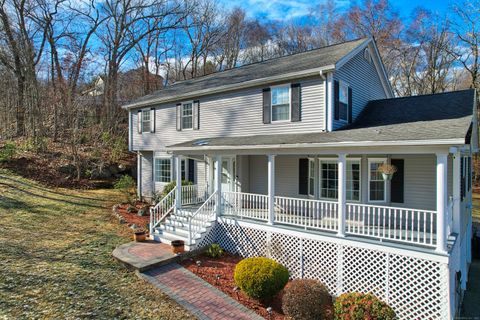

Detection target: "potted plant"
[171, 240, 185, 254]
[133, 227, 147, 242]
[378, 163, 397, 181]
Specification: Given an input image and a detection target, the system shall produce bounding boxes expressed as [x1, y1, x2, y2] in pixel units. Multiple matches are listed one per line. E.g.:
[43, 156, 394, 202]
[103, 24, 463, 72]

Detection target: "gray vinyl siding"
[140, 151, 154, 198]
[247, 154, 444, 211]
[333, 49, 387, 130]
[131, 78, 326, 151]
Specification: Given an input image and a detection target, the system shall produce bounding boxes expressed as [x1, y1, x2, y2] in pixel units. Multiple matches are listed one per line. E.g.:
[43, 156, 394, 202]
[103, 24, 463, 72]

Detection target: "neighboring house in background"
[123, 38, 478, 320]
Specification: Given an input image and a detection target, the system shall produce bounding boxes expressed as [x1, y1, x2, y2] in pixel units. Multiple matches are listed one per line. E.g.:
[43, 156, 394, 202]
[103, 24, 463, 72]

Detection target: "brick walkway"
[139, 263, 264, 320]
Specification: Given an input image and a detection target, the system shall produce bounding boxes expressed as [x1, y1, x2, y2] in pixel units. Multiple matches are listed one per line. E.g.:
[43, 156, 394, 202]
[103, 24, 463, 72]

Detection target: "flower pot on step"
[134, 231, 146, 242]
[171, 240, 185, 254]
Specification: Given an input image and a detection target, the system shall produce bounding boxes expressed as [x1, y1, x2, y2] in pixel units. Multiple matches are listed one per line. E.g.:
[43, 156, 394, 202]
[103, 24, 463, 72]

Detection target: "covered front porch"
[165, 143, 469, 254]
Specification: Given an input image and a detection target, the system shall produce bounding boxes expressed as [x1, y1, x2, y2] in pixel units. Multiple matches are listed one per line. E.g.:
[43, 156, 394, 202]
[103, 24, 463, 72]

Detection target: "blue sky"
[219, 0, 453, 22]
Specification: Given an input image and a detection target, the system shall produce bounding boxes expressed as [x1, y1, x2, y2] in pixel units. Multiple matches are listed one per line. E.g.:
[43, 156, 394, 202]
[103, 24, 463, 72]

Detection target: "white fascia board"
[166, 138, 466, 153]
[122, 65, 336, 110]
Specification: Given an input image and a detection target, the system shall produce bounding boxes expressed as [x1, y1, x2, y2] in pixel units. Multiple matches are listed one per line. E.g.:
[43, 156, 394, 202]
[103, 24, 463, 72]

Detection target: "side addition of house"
[123, 38, 479, 320]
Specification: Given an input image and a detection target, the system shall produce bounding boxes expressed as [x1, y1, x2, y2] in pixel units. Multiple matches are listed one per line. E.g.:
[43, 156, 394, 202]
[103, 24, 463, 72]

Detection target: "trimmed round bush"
[234, 257, 289, 301]
[282, 279, 333, 320]
[334, 292, 396, 320]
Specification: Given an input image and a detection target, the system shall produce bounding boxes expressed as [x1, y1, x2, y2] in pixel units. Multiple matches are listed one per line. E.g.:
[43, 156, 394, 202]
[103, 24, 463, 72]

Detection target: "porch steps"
[151, 205, 214, 251]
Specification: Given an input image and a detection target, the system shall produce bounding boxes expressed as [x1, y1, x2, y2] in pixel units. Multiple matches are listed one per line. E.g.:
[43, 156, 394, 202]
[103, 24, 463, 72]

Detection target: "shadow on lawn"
[0, 174, 104, 201]
[0, 181, 105, 209]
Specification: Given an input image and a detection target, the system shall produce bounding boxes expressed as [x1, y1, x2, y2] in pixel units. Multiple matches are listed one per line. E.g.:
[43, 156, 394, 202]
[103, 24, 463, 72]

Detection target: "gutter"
[165, 138, 466, 152]
[122, 65, 336, 110]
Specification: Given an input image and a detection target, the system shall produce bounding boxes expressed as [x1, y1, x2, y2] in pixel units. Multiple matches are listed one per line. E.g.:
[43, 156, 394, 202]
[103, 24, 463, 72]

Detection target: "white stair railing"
[182, 184, 207, 205]
[188, 191, 217, 245]
[149, 187, 176, 235]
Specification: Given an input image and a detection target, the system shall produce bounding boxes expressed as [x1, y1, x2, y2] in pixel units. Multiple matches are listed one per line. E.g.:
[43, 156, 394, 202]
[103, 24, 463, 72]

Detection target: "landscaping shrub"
[162, 180, 193, 197]
[205, 243, 224, 258]
[0, 142, 16, 162]
[334, 292, 396, 320]
[114, 175, 136, 204]
[282, 279, 332, 320]
[234, 257, 289, 302]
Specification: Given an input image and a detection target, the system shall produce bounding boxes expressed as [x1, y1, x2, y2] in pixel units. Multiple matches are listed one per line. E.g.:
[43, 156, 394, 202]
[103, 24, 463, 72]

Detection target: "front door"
[221, 157, 235, 192]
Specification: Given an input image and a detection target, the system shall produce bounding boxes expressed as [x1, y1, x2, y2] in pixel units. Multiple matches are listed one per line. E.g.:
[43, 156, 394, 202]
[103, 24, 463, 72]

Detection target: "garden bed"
[115, 202, 150, 228]
[180, 253, 286, 320]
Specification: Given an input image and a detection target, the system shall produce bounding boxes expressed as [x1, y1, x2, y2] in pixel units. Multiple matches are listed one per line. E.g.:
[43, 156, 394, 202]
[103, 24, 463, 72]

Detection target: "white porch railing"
[182, 184, 207, 205]
[149, 186, 176, 235]
[222, 191, 269, 221]
[345, 203, 437, 247]
[274, 196, 339, 232]
[188, 191, 217, 244]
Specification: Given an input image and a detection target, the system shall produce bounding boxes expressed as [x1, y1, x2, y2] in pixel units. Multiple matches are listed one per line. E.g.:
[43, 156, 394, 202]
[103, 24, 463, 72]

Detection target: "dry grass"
[0, 169, 191, 319]
[472, 192, 480, 223]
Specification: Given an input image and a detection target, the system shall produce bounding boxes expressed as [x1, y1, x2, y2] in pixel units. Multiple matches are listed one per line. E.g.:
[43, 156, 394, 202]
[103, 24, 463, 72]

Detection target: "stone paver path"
[113, 241, 177, 271]
[139, 263, 264, 320]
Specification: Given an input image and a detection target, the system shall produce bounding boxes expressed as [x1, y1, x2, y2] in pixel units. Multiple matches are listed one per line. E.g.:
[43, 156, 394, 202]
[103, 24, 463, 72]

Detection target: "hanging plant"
[378, 163, 397, 181]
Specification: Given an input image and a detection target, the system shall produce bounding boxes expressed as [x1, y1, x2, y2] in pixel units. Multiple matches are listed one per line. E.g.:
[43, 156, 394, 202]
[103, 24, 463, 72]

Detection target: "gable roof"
[122, 38, 370, 109]
[167, 89, 476, 151]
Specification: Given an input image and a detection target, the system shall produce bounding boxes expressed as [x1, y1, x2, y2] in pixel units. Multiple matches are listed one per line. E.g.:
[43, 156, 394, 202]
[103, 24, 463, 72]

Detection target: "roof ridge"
[168, 37, 369, 87]
[370, 89, 474, 103]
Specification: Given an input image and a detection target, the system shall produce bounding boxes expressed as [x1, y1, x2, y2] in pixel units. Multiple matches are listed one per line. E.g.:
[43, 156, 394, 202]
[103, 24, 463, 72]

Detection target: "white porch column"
[436, 153, 448, 253]
[267, 155, 276, 225]
[175, 155, 182, 212]
[452, 150, 461, 234]
[214, 155, 222, 219]
[337, 153, 346, 237]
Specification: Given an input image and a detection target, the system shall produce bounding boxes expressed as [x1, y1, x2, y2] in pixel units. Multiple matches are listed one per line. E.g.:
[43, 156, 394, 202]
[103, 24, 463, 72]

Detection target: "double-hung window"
[339, 82, 349, 121]
[182, 102, 193, 129]
[308, 159, 315, 196]
[271, 85, 290, 121]
[154, 158, 171, 183]
[141, 109, 151, 133]
[368, 159, 386, 202]
[319, 159, 360, 201]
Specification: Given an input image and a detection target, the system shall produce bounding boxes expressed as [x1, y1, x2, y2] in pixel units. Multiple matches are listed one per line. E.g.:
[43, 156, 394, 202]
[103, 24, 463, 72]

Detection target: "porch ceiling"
[167, 89, 475, 153]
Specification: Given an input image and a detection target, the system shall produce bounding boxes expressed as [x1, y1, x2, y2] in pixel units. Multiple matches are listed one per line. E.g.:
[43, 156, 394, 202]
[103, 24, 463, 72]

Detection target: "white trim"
[368, 158, 387, 203]
[167, 139, 465, 153]
[270, 84, 291, 122]
[122, 65, 336, 109]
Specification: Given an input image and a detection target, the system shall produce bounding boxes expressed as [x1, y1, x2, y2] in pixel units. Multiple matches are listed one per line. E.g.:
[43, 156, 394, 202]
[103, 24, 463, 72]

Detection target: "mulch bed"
[180, 253, 286, 320]
[116, 202, 151, 228]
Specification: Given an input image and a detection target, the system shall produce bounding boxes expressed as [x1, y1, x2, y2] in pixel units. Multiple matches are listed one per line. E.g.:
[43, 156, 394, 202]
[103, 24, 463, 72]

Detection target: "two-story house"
[123, 38, 478, 319]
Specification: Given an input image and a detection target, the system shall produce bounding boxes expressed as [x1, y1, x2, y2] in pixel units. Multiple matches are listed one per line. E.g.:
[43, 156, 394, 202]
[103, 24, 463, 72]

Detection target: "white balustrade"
[222, 191, 269, 221]
[188, 191, 217, 244]
[149, 186, 176, 235]
[345, 203, 437, 247]
[274, 196, 339, 232]
[181, 184, 207, 205]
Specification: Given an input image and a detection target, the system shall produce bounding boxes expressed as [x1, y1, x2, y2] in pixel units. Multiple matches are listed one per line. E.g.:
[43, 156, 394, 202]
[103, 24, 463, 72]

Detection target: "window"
[339, 82, 349, 121]
[369, 159, 386, 202]
[271, 85, 290, 121]
[154, 158, 171, 183]
[181, 159, 186, 181]
[364, 48, 372, 64]
[182, 102, 193, 129]
[141, 109, 151, 133]
[319, 159, 360, 201]
[308, 159, 315, 196]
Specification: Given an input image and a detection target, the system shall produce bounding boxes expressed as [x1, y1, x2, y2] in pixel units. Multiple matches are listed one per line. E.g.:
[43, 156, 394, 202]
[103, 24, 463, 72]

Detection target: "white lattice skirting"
[199, 217, 451, 320]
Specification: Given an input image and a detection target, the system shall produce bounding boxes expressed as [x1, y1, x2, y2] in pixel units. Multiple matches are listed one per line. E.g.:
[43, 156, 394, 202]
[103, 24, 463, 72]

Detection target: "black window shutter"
[334, 80, 340, 120]
[299, 158, 309, 195]
[390, 159, 404, 203]
[263, 88, 271, 124]
[291, 83, 301, 122]
[461, 158, 465, 200]
[176, 103, 181, 131]
[348, 87, 353, 124]
[137, 110, 142, 134]
[150, 107, 155, 133]
[468, 157, 472, 191]
[193, 100, 200, 130]
[188, 159, 195, 183]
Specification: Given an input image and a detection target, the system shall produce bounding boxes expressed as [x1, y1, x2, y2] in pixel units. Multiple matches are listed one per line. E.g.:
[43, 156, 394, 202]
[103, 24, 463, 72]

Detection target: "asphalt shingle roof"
[168, 89, 476, 150]
[125, 38, 368, 107]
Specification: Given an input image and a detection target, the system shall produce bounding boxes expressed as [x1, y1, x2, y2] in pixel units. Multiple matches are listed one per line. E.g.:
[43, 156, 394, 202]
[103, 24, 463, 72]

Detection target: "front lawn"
[473, 192, 480, 223]
[0, 169, 190, 319]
